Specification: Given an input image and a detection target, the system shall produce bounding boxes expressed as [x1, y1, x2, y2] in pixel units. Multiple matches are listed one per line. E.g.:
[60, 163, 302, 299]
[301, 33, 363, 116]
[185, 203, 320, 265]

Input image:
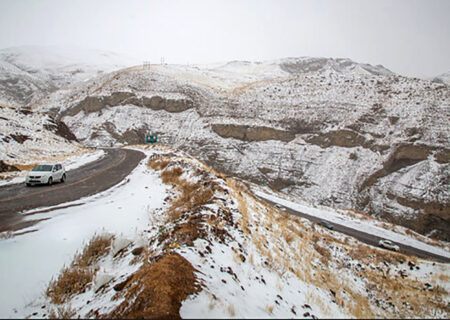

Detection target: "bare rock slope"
[33, 57, 450, 240]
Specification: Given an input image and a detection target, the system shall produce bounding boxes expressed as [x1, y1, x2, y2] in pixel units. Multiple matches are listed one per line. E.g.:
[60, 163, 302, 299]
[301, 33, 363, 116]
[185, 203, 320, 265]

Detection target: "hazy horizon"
[0, 0, 449, 78]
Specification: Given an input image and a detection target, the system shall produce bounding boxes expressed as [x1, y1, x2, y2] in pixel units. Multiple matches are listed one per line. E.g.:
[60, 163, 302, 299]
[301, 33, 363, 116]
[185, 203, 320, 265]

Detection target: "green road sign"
[145, 134, 158, 144]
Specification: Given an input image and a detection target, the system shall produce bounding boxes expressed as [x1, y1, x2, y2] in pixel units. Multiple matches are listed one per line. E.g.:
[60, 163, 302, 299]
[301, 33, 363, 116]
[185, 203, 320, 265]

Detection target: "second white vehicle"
[25, 163, 66, 186]
[378, 239, 400, 252]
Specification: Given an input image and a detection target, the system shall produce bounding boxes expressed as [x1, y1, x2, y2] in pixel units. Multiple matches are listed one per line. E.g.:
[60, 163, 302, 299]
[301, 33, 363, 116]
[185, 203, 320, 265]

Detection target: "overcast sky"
[0, 0, 449, 77]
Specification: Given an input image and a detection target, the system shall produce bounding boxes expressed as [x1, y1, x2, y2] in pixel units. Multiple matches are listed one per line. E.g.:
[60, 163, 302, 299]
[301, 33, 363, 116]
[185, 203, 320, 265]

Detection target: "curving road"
[0, 148, 145, 233]
[258, 196, 450, 263]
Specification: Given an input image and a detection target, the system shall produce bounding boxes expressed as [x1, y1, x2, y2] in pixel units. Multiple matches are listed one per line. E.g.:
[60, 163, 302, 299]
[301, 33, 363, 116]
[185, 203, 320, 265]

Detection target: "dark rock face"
[305, 129, 369, 149]
[142, 96, 193, 112]
[435, 149, 450, 164]
[375, 197, 450, 241]
[10, 133, 30, 144]
[63, 92, 194, 117]
[211, 124, 295, 142]
[44, 116, 78, 142]
[359, 144, 447, 191]
[0, 160, 19, 173]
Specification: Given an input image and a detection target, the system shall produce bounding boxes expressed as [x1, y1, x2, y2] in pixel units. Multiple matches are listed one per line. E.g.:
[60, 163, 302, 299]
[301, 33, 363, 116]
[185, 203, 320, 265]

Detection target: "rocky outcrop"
[356, 143, 450, 240]
[63, 92, 193, 117]
[305, 129, 369, 149]
[435, 149, 450, 164]
[0, 160, 19, 173]
[211, 124, 295, 142]
[44, 116, 78, 142]
[375, 194, 450, 241]
[359, 144, 445, 191]
[9, 133, 30, 144]
[142, 96, 193, 112]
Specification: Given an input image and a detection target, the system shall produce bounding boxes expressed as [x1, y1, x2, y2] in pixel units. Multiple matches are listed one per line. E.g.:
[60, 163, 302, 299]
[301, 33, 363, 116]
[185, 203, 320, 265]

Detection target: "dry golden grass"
[364, 268, 449, 318]
[108, 253, 201, 319]
[283, 229, 295, 244]
[12, 163, 37, 171]
[313, 242, 331, 265]
[347, 244, 409, 265]
[249, 253, 254, 265]
[160, 166, 183, 184]
[167, 179, 215, 223]
[149, 154, 221, 225]
[148, 157, 170, 171]
[73, 233, 112, 268]
[46, 233, 112, 304]
[227, 303, 236, 317]
[436, 273, 449, 282]
[228, 177, 430, 318]
[208, 293, 217, 310]
[233, 176, 449, 318]
[46, 266, 94, 304]
[148, 150, 449, 319]
[48, 305, 76, 319]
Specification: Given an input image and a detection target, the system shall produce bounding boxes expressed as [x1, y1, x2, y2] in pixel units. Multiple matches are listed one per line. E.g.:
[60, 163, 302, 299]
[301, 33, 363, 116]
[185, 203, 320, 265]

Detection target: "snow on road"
[255, 190, 450, 259]
[0, 151, 166, 318]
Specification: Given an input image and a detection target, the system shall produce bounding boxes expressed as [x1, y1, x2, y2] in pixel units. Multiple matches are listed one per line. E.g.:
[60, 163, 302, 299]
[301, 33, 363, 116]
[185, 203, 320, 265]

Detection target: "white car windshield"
[32, 165, 53, 172]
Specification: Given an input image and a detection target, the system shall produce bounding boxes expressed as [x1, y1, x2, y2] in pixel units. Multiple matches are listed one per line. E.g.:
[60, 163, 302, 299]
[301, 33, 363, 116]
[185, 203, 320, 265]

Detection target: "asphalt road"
[258, 196, 450, 263]
[0, 148, 145, 233]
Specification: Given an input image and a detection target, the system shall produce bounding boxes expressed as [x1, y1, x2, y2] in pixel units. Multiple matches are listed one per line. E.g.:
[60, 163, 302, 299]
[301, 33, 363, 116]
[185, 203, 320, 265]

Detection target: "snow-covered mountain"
[1, 50, 449, 319]
[0, 46, 139, 106]
[433, 71, 450, 85]
[278, 57, 393, 76]
[31, 57, 450, 241]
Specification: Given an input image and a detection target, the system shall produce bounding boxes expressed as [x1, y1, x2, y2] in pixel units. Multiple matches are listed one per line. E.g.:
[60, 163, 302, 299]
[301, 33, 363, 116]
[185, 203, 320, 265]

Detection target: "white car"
[275, 204, 286, 211]
[378, 239, 400, 252]
[26, 163, 66, 186]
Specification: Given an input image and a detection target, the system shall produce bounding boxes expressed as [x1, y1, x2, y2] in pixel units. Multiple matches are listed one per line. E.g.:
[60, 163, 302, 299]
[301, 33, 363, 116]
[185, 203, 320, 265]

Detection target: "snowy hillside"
[0, 105, 99, 184]
[2, 145, 447, 319]
[277, 57, 393, 76]
[433, 71, 450, 85]
[32, 57, 450, 241]
[0, 46, 139, 106]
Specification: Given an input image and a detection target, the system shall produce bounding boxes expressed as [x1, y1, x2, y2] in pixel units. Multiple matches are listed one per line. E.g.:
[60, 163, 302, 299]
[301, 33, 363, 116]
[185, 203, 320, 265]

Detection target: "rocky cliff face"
[33, 58, 450, 240]
[0, 105, 83, 168]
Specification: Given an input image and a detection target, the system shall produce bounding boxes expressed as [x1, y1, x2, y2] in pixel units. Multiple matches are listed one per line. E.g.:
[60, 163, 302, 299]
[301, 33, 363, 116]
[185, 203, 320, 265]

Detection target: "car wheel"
[48, 177, 53, 186]
[61, 173, 66, 183]
[26, 183, 31, 187]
